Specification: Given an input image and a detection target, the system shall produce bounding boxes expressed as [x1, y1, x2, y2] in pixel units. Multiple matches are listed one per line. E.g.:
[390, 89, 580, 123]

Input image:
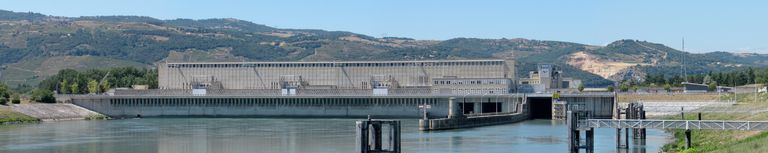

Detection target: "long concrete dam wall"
[70, 95, 524, 118]
[71, 96, 450, 118]
[69, 93, 612, 123]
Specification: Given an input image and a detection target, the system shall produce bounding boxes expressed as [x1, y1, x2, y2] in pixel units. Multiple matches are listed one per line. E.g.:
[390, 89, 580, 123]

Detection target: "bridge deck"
[579, 119, 768, 131]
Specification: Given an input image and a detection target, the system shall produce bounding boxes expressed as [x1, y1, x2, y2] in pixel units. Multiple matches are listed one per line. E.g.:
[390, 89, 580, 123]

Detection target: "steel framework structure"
[580, 119, 768, 130]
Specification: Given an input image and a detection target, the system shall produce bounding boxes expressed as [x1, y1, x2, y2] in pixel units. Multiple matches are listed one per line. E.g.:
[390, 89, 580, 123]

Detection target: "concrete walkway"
[11, 103, 102, 121]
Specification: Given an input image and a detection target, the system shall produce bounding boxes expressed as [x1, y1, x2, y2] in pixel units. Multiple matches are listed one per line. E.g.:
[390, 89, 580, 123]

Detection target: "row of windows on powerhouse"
[434, 80, 509, 85]
[176, 81, 509, 88]
[166, 61, 506, 68]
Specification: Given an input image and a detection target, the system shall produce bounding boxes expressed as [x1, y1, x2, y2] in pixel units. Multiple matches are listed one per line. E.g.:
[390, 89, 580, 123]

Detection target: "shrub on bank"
[11, 94, 20, 104]
[85, 114, 110, 120]
[31, 89, 56, 103]
[678, 148, 699, 153]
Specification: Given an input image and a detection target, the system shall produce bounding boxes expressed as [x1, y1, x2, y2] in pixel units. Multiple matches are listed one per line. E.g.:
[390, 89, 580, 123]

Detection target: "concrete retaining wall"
[419, 113, 530, 130]
[419, 101, 530, 130]
[11, 104, 102, 121]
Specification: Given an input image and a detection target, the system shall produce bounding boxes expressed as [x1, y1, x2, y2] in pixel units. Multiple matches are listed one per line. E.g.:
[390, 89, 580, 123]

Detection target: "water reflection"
[0, 119, 668, 153]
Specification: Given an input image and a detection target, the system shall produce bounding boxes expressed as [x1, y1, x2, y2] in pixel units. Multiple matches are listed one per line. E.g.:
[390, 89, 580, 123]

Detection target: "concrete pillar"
[448, 97, 461, 119]
[685, 129, 692, 149]
[586, 128, 594, 152]
[474, 101, 482, 114]
[574, 130, 580, 151]
[628, 103, 638, 139]
[681, 107, 685, 120]
[389, 121, 401, 153]
[640, 110, 646, 139]
[418, 119, 429, 131]
[567, 111, 579, 153]
[624, 128, 629, 148]
[372, 123, 382, 151]
[616, 128, 623, 149]
[355, 121, 369, 153]
[698, 112, 702, 120]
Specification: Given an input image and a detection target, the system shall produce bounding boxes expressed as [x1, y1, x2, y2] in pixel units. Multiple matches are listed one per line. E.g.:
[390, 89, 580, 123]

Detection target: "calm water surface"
[0, 118, 668, 153]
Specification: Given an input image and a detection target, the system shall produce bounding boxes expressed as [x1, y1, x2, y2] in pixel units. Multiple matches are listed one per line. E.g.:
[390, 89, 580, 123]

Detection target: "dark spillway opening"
[528, 97, 553, 119]
[481, 102, 503, 113]
[462, 103, 475, 114]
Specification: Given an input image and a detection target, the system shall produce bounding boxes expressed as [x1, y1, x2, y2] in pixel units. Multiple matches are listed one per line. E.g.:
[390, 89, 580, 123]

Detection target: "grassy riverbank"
[662, 93, 768, 152]
[0, 106, 40, 124]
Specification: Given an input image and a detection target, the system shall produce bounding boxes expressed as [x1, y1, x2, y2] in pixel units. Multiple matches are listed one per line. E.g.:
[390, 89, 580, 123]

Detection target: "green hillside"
[1, 10, 766, 88]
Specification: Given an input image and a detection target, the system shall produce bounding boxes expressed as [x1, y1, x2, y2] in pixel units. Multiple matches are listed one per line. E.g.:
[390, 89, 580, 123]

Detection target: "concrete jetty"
[419, 97, 529, 130]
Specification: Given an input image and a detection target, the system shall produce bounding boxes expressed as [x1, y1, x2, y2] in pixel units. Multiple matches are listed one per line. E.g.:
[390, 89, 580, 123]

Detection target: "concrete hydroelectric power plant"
[58, 59, 653, 152]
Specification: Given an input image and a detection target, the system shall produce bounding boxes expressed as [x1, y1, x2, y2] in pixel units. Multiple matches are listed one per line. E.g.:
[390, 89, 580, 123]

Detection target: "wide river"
[0, 118, 669, 153]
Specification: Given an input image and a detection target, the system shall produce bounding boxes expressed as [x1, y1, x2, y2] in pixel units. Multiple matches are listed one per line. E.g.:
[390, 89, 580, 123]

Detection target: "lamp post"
[755, 78, 758, 103]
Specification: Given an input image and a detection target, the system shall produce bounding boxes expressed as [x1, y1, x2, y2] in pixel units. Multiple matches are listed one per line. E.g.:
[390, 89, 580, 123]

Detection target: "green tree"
[0, 83, 9, 99]
[59, 80, 69, 94]
[87, 80, 99, 94]
[133, 77, 148, 85]
[707, 82, 717, 92]
[0, 97, 6, 105]
[101, 80, 110, 92]
[70, 83, 79, 94]
[31, 89, 56, 103]
[39, 67, 159, 92]
[619, 84, 629, 92]
[607, 86, 615, 92]
[632, 86, 639, 92]
[11, 94, 20, 104]
[703, 75, 714, 85]
[748, 67, 756, 83]
[577, 84, 585, 92]
[664, 84, 672, 92]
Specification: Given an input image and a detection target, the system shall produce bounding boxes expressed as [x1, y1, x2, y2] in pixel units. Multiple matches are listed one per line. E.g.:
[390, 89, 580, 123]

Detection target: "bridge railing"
[93, 89, 529, 97]
[579, 119, 768, 131]
[464, 111, 520, 117]
[641, 106, 768, 113]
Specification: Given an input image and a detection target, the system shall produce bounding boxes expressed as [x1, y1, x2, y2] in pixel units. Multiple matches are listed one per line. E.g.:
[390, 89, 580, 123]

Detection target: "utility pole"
[734, 77, 737, 103]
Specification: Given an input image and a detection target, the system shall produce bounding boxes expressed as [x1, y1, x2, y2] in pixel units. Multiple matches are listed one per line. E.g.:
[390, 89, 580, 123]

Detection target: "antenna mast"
[681, 37, 687, 82]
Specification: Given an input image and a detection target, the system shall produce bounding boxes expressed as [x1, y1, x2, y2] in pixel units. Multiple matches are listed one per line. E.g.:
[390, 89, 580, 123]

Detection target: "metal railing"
[641, 106, 768, 113]
[81, 89, 529, 97]
[580, 119, 768, 131]
[464, 111, 520, 117]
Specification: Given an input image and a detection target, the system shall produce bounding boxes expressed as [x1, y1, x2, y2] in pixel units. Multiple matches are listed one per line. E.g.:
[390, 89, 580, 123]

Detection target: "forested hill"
[1, 10, 767, 88]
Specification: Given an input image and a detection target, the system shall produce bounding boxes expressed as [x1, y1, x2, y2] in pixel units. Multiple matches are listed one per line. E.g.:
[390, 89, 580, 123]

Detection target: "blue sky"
[3, 0, 767, 53]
